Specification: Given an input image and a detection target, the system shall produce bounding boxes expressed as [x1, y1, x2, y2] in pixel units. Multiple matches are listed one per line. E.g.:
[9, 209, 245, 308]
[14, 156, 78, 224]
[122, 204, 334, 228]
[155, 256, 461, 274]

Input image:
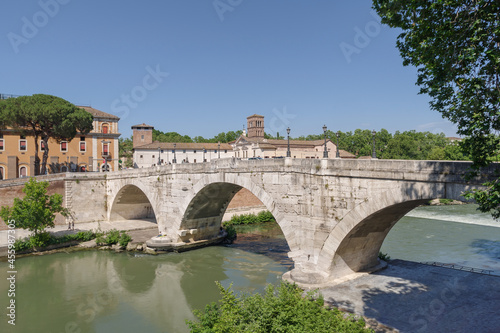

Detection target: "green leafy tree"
[373, 1, 500, 216]
[0, 178, 69, 236]
[0, 94, 93, 175]
[119, 136, 134, 168]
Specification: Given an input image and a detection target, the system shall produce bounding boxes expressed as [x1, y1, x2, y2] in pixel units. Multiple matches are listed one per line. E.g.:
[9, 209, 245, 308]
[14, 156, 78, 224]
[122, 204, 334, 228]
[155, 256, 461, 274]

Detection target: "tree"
[373, 1, 500, 217]
[0, 94, 93, 175]
[0, 178, 68, 237]
[119, 136, 134, 168]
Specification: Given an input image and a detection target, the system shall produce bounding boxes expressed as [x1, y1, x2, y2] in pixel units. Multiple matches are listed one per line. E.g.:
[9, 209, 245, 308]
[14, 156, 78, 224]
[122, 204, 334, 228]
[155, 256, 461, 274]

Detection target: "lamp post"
[336, 131, 340, 158]
[158, 147, 161, 166]
[286, 127, 291, 157]
[173, 143, 177, 164]
[102, 140, 111, 172]
[372, 130, 377, 159]
[218, 141, 221, 159]
[322, 125, 328, 158]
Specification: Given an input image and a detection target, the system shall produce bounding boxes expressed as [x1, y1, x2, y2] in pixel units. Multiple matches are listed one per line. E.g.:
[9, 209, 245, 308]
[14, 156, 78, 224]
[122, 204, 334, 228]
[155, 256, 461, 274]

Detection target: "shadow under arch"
[329, 199, 429, 278]
[177, 174, 296, 251]
[317, 182, 462, 280]
[109, 184, 157, 222]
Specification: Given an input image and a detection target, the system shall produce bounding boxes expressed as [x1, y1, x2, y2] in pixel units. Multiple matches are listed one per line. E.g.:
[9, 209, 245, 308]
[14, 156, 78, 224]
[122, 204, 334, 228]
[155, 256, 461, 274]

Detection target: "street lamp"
[102, 140, 111, 172]
[173, 143, 177, 164]
[336, 131, 340, 158]
[372, 130, 377, 159]
[158, 147, 161, 166]
[322, 125, 328, 158]
[286, 127, 291, 157]
[218, 141, 221, 159]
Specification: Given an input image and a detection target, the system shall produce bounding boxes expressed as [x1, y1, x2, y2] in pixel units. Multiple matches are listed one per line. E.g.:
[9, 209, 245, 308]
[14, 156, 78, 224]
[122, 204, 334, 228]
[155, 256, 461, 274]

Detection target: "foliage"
[119, 137, 134, 168]
[95, 229, 132, 247]
[439, 199, 454, 205]
[373, 0, 500, 217]
[0, 94, 93, 175]
[224, 225, 237, 242]
[0, 178, 69, 236]
[223, 211, 276, 227]
[152, 129, 243, 144]
[187, 281, 371, 332]
[378, 252, 391, 261]
[13, 230, 96, 252]
[119, 231, 132, 247]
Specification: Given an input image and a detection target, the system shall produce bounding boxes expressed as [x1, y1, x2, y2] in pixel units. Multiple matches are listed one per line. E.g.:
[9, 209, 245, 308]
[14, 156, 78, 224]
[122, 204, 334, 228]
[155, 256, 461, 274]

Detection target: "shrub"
[96, 229, 132, 247]
[224, 211, 275, 227]
[224, 225, 237, 242]
[14, 238, 31, 252]
[119, 231, 132, 247]
[187, 281, 372, 332]
[29, 231, 52, 248]
[378, 252, 391, 261]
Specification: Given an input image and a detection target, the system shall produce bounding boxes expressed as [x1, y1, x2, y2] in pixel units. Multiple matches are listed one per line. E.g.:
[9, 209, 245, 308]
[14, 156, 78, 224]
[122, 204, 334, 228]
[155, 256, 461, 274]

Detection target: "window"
[183, 150, 186, 153]
[193, 150, 196, 154]
[102, 123, 109, 134]
[103, 143, 109, 156]
[152, 155, 155, 159]
[19, 139, 27, 151]
[60, 141, 68, 152]
[80, 141, 86, 152]
[0, 134, 3, 151]
[61, 165, 68, 172]
[40, 140, 46, 151]
[214, 150, 217, 153]
[194, 159, 197, 163]
[224, 150, 227, 153]
[0, 166, 4, 179]
[141, 135, 144, 140]
[80, 165, 86, 172]
[140, 155, 143, 158]
[19, 166, 27, 177]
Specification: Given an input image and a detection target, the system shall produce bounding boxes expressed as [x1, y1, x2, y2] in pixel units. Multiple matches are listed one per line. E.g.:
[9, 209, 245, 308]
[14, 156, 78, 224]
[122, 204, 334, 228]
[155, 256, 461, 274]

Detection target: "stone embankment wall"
[0, 175, 67, 231]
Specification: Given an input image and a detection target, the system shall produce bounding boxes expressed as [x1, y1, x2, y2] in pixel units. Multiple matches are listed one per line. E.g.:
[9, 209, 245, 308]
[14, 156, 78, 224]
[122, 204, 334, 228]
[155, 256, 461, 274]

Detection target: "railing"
[420, 261, 500, 276]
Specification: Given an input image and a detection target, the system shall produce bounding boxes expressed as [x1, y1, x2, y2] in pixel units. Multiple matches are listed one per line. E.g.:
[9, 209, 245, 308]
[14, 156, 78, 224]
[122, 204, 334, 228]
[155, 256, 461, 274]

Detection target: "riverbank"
[0, 219, 158, 258]
[318, 259, 500, 333]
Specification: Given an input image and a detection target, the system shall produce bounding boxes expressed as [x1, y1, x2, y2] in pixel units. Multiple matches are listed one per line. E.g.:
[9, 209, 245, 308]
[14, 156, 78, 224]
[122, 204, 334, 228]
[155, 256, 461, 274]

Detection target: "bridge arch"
[108, 184, 157, 222]
[173, 173, 296, 249]
[316, 182, 467, 282]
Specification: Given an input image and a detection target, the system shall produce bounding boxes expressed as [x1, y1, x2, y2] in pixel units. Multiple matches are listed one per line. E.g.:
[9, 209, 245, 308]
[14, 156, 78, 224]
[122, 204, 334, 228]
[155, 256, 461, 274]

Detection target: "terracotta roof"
[247, 114, 264, 118]
[79, 106, 120, 120]
[135, 141, 233, 150]
[132, 123, 154, 128]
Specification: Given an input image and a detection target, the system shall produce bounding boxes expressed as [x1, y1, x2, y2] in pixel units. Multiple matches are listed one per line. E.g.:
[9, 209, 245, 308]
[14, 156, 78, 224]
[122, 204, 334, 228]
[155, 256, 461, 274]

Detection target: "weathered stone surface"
[1, 159, 497, 285]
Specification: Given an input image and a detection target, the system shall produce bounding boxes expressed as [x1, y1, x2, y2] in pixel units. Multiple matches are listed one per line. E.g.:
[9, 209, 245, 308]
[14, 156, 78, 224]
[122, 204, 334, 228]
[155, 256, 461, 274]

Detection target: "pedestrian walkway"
[0, 219, 158, 248]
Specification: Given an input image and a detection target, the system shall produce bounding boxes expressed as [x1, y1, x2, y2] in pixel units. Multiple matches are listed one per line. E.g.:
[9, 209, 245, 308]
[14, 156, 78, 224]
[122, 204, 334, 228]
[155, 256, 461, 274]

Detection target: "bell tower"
[247, 114, 264, 139]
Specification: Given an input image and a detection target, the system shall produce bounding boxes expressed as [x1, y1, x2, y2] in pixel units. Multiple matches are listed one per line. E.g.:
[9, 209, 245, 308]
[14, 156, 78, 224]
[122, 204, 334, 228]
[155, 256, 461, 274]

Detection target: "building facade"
[132, 124, 233, 168]
[0, 105, 120, 180]
[232, 115, 355, 159]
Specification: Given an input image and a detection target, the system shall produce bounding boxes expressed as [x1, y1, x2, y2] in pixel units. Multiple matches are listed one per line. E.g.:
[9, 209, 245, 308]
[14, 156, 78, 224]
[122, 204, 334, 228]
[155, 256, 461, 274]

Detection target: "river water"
[1, 204, 499, 332]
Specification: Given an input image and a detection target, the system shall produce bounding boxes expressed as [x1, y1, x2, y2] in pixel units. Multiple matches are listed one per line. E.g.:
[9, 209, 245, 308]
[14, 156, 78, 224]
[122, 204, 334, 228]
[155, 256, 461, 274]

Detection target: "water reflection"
[0, 245, 288, 333]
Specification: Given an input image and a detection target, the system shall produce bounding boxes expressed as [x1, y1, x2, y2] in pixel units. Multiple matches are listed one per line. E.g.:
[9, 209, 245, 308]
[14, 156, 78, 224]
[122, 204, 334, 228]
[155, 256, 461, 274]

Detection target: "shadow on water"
[225, 222, 294, 270]
[470, 239, 500, 261]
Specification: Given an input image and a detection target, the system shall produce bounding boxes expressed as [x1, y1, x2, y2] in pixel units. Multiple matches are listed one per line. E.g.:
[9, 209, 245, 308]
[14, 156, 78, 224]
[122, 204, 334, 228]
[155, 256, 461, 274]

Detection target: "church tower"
[247, 114, 264, 139]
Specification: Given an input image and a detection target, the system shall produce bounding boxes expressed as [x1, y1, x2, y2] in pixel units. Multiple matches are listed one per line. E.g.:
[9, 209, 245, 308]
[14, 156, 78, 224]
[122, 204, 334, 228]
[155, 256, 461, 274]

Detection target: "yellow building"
[0, 106, 120, 180]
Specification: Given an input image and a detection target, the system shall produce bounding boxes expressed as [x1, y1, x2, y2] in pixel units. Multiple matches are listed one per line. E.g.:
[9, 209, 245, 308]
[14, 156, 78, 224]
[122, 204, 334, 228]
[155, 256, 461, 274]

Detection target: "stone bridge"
[1, 158, 498, 285]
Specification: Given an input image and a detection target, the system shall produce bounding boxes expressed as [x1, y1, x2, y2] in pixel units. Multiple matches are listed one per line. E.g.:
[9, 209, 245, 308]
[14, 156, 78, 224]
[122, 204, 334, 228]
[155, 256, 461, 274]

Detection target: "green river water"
[1, 204, 499, 332]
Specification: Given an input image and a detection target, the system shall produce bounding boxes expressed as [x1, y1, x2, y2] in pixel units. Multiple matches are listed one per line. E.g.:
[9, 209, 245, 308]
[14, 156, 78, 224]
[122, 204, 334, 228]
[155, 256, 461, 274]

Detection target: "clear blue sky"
[1, 0, 458, 140]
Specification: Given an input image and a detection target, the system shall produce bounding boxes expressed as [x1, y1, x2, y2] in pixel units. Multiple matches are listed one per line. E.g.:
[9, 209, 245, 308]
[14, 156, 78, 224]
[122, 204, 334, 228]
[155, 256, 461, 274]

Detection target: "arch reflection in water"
[0, 246, 288, 333]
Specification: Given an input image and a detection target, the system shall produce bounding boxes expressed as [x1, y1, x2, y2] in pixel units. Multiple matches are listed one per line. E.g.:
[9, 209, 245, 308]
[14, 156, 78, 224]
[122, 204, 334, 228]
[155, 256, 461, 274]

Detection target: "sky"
[1, 0, 459, 140]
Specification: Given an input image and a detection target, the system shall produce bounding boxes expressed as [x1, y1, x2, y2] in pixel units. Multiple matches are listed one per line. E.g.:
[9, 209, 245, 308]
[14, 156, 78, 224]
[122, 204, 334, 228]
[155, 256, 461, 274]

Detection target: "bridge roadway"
[1, 158, 498, 286]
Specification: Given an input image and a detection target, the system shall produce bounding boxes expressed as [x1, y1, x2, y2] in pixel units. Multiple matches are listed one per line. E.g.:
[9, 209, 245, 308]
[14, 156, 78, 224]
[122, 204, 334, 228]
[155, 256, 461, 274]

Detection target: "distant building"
[231, 115, 355, 159]
[0, 103, 120, 180]
[131, 124, 233, 168]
